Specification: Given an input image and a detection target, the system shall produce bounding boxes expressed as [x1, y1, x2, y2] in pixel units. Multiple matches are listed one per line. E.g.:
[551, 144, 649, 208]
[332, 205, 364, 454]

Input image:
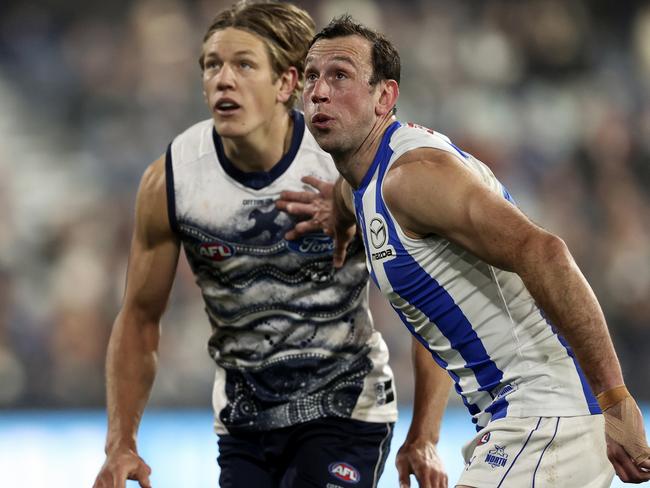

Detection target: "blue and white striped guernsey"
[353, 121, 600, 430]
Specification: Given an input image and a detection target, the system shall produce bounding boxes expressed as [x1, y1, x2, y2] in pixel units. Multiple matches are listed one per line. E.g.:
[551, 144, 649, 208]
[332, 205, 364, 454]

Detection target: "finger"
[282, 202, 317, 217]
[436, 472, 449, 488]
[113, 470, 127, 488]
[639, 453, 650, 470]
[430, 470, 448, 488]
[396, 463, 411, 488]
[332, 241, 348, 268]
[414, 466, 432, 488]
[609, 442, 650, 483]
[278, 190, 316, 204]
[301, 176, 333, 195]
[611, 460, 630, 483]
[296, 220, 322, 233]
[138, 467, 152, 488]
[284, 221, 319, 240]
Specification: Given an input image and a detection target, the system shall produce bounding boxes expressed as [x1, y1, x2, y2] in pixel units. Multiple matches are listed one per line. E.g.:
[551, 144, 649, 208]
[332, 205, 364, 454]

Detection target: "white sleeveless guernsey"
[354, 121, 599, 431]
[166, 111, 396, 434]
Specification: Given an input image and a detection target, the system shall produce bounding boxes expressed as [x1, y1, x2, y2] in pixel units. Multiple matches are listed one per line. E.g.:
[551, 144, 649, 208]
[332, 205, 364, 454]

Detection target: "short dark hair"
[310, 15, 400, 86]
[200, 1, 315, 108]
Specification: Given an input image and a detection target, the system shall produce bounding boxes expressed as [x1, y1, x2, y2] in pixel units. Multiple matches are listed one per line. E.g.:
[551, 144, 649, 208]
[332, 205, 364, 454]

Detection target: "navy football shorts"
[217, 417, 394, 488]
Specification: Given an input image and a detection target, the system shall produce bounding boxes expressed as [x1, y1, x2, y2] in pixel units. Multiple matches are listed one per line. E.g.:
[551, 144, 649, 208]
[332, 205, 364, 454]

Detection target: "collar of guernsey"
[357, 120, 402, 195]
[212, 109, 305, 190]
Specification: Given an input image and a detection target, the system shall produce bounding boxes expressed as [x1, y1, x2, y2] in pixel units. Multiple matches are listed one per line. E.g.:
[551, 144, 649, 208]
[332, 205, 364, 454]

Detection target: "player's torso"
[167, 112, 396, 432]
[354, 122, 599, 429]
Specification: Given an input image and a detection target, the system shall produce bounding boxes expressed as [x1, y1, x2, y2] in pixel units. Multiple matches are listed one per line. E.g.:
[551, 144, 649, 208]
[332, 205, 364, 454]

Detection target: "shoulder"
[174, 118, 214, 142]
[169, 119, 215, 166]
[384, 148, 465, 197]
[134, 156, 176, 242]
[381, 148, 474, 231]
[388, 123, 466, 161]
[139, 156, 167, 200]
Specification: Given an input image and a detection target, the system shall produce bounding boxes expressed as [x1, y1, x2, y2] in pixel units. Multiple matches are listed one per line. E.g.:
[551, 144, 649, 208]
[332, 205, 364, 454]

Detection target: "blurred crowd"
[0, 0, 649, 410]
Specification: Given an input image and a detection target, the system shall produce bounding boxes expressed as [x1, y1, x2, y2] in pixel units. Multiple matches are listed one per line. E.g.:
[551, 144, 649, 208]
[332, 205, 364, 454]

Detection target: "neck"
[221, 108, 293, 172]
[334, 113, 395, 189]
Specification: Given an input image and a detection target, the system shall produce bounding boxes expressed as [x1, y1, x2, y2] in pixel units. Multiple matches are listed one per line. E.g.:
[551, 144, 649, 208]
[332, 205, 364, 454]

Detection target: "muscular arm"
[396, 338, 452, 488]
[95, 156, 180, 488]
[384, 148, 650, 482]
[384, 148, 620, 394]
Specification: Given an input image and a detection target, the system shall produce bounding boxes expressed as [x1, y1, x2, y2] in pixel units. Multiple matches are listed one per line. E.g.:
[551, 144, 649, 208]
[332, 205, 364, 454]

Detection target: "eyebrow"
[305, 54, 356, 68]
[204, 48, 258, 59]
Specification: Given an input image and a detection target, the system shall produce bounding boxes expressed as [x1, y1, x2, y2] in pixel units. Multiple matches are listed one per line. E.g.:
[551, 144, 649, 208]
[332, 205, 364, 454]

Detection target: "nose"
[310, 78, 330, 104]
[216, 63, 235, 90]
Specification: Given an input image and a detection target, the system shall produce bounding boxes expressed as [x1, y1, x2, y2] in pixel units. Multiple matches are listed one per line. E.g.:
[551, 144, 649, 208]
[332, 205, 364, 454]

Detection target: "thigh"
[456, 415, 614, 488]
[280, 419, 394, 488]
[218, 434, 276, 488]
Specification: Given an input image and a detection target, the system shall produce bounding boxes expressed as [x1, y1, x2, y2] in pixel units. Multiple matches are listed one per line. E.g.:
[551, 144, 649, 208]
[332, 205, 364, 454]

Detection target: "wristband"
[596, 385, 630, 411]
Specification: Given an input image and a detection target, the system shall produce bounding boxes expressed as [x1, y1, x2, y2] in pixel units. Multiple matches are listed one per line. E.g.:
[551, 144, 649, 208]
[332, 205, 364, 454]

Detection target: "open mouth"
[215, 99, 241, 115]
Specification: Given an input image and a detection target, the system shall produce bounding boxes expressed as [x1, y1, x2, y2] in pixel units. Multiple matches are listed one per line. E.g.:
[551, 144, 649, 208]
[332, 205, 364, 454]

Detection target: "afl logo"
[328, 462, 360, 484]
[477, 432, 491, 445]
[199, 241, 234, 261]
[369, 217, 386, 248]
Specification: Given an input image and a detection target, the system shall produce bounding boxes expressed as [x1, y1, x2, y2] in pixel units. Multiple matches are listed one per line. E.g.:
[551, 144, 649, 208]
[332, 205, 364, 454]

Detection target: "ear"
[375, 79, 399, 116]
[276, 67, 299, 104]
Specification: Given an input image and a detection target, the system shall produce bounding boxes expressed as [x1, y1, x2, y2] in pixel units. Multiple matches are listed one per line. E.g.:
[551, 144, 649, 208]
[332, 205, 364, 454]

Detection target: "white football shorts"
[456, 414, 615, 488]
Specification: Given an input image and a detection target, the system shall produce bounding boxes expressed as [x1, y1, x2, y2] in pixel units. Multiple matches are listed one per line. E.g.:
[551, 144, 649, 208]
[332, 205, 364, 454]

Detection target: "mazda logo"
[369, 217, 387, 248]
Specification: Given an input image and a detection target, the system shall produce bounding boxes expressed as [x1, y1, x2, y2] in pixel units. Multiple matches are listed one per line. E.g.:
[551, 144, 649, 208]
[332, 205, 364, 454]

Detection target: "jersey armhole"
[165, 142, 180, 234]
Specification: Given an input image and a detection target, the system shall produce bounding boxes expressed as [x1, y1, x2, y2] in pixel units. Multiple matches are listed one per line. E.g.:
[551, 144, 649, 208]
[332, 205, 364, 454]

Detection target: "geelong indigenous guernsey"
[354, 121, 600, 431]
[166, 111, 396, 434]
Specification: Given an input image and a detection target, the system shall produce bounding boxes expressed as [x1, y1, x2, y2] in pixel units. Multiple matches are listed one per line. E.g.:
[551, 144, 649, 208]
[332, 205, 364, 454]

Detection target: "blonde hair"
[200, 1, 315, 108]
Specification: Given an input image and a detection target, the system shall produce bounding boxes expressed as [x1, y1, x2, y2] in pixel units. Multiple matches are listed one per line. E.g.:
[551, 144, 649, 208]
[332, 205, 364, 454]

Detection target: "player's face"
[202, 28, 283, 139]
[303, 36, 379, 156]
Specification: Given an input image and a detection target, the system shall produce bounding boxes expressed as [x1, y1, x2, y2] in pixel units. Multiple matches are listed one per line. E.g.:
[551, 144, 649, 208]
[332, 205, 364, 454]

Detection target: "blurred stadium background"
[0, 0, 648, 486]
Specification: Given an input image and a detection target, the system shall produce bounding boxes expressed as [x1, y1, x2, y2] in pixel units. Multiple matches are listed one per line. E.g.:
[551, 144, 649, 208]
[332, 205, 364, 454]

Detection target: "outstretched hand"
[93, 448, 152, 488]
[395, 438, 448, 488]
[603, 396, 650, 483]
[276, 176, 356, 268]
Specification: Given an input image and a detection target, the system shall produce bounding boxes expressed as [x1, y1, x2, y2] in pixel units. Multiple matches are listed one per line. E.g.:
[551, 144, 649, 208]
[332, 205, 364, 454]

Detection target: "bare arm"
[383, 148, 650, 481]
[385, 148, 620, 395]
[396, 337, 452, 488]
[94, 156, 180, 488]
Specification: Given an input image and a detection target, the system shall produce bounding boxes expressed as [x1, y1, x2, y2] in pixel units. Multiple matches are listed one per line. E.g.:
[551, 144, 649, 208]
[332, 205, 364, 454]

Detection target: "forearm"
[406, 338, 452, 444]
[105, 312, 160, 453]
[518, 234, 623, 395]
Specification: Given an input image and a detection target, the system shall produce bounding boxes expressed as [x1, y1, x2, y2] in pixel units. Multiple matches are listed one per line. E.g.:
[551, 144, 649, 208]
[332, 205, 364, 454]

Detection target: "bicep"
[385, 154, 547, 272]
[121, 158, 180, 321]
[446, 181, 545, 271]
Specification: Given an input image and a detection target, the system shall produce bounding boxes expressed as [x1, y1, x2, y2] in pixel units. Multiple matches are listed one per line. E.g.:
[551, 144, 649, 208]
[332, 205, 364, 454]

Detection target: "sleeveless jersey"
[353, 121, 599, 430]
[166, 111, 397, 434]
